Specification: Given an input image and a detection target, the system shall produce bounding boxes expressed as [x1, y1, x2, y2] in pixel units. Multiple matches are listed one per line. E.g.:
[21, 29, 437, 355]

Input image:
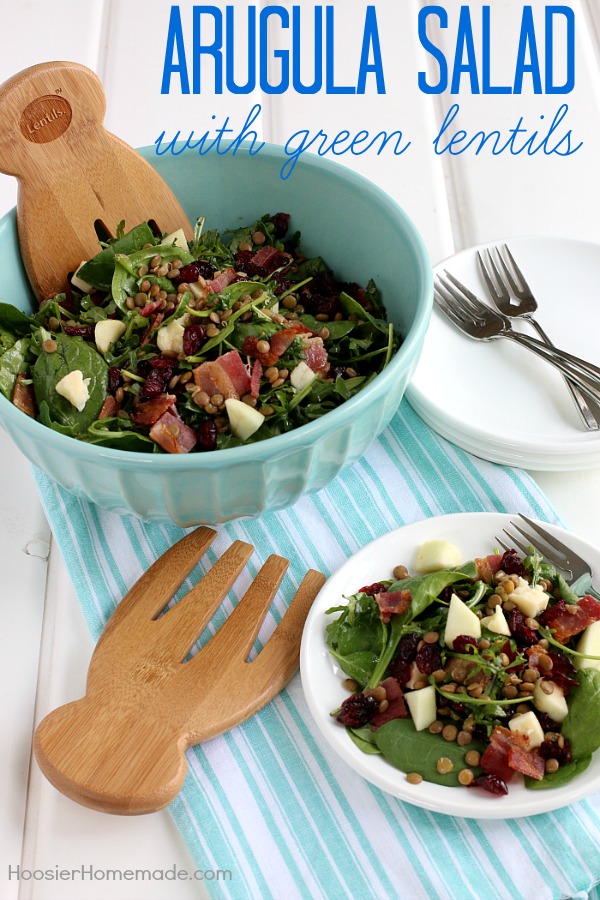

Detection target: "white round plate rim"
[405, 237, 600, 470]
[300, 512, 600, 819]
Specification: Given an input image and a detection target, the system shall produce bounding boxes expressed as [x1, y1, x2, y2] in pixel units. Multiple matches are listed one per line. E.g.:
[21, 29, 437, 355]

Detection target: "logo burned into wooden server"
[20, 94, 72, 143]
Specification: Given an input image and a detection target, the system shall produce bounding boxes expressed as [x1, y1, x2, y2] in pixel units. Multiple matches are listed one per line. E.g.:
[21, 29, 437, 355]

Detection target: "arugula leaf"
[81, 417, 156, 451]
[339, 291, 389, 334]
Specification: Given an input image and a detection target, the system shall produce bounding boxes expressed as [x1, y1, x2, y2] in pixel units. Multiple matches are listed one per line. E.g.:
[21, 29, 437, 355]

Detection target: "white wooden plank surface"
[1, 1, 600, 898]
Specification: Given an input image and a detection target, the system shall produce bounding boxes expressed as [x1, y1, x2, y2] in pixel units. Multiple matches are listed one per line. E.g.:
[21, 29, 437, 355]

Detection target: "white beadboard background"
[1, 2, 600, 898]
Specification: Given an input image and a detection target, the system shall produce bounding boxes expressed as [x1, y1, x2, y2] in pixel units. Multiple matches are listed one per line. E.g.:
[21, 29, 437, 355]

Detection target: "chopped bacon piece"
[480, 727, 516, 782]
[250, 358, 262, 398]
[370, 677, 408, 727]
[149, 408, 197, 454]
[131, 393, 176, 426]
[475, 554, 504, 583]
[482, 726, 546, 782]
[375, 589, 411, 624]
[540, 596, 600, 643]
[207, 267, 238, 294]
[251, 246, 292, 270]
[303, 336, 330, 374]
[270, 321, 313, 357]
[12, 373, 37, 418]
[141, 312, 165, 344]
[507, 744, 545, 781]
[140, 299, 163, 318]
[216, 350, 251, 396]
[98, 395, 119, 420]
[192, 350, 250, 400]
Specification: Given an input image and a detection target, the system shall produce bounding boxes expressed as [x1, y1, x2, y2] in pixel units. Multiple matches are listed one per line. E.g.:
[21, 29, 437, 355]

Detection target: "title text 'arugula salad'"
[0, 213, 398, 453]
[326, 538, 600, 795]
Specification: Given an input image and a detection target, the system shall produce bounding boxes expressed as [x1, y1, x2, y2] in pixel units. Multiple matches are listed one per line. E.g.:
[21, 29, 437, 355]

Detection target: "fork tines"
[477, 244, 530, 303]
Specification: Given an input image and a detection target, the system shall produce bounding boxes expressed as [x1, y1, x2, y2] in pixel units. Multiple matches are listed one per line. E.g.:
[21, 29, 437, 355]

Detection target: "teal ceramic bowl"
[0, 145, 432, 525]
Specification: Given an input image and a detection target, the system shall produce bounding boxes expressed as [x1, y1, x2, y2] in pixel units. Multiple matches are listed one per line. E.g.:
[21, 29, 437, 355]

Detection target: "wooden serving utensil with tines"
[0, 60, 193, 300]
[33, 528, 325, 815]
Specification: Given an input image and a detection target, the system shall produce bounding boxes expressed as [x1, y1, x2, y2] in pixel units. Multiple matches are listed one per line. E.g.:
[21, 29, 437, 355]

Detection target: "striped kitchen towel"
[34, 399, 600, 900]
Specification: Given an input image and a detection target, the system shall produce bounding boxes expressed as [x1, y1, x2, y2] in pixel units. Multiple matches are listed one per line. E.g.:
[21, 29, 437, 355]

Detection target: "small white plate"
[300, 512, 600, 819]
[406, 237, 600, 470]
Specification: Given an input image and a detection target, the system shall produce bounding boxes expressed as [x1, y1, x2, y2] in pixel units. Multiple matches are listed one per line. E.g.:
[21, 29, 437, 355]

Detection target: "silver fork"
[478, 245, 599, 431]
[496, 513, 600, 599]
[434, 272, 600, 409]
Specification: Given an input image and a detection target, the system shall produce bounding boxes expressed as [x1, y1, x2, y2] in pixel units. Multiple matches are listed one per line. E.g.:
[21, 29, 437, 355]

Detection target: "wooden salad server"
[0, 60, 193, 300]
[33, 527, 326, 815]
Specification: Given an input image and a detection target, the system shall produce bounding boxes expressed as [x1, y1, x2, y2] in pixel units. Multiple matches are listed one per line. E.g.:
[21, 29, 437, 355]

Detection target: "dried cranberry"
[359, 582, 388, 597]
[535, 712, 561, 734]
[415, 641, 441, 675]
[108, 366, 123, 394]
[507, 609, 537, 646]
[438, 586, 456, 604]
[63, 323, 95, 340]
[452, 635, 479, 654]
[268, 212, 290, 239]
[539, 737, 572, 767]
[197, 420, 218, 452]
[336, 693, 379, 728]
[271, 272, 294, 295]
[183, 323, 207, 356]
[233, 252, 269, 278]
[499, 548, 526, 577]
[138, 355, 177, 399]
[301, 292, 341, 319]
[468, 773, 508, 796]
[386, 633, 421, 684]
[172, 261, 216, 286]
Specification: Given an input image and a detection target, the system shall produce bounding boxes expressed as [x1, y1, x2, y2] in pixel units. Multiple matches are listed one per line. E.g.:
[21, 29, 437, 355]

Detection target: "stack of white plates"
[406, 236, 600, 470]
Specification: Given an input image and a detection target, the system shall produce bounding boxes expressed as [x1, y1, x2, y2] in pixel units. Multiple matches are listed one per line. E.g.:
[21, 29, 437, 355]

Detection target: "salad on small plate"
[300, 513, 600, 819]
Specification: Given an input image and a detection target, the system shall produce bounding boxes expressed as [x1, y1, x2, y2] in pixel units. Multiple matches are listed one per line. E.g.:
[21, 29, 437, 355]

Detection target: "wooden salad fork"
[0, 60, 193, 300]
[33, 527, 325, 815]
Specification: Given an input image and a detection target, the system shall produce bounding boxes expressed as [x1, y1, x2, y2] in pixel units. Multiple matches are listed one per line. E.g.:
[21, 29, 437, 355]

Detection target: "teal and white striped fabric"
[34, 400, 600, 900]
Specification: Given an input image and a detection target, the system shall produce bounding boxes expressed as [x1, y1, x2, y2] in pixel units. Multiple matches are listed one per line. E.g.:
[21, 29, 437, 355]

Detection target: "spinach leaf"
[561, 668, 600, 759]
[0, 327, 16, 353]
[329, 649, 379, 686]
[374, 719, 483, 786]
[326, 593, 387, 687]
[348, 726, 381, 755]
[298, 315, 355, 340]
[0, 338, 31, 399]
[555, 573, 580, 605]
[293, 256, 328, 280]
[81, 418, 156, 452]
[32, 334, 108, 432]
[524, 755, 592, 790]
[0, 302, 34, 337]
[77, 223, 157, 291]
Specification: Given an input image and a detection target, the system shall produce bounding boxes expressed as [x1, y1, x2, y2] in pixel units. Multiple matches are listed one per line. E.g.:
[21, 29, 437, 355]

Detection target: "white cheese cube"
[290, 361, 316, 391]
[574, 620, 600, 671]
[533, 678, 568, 723]
[444, 593, 481, 650]
[414, 539, 462, 574]
[55, 370, 90, 412]
[480, 606, 511, 637]
[71, 261, 94, 294]
[157, 319, 186, 355]
[511, 583, 550, 618]
[163, 228, 189, 251]
[508, 710, 545, 749]
[225, 398, 265, 441]
[95, 319, 126, 354]
[405, 684, 437, 731]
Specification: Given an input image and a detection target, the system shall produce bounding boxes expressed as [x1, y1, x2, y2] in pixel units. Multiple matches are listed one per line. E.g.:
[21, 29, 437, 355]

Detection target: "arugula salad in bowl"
[300, 513, 600, 818]
[0, 212, 396, 454]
